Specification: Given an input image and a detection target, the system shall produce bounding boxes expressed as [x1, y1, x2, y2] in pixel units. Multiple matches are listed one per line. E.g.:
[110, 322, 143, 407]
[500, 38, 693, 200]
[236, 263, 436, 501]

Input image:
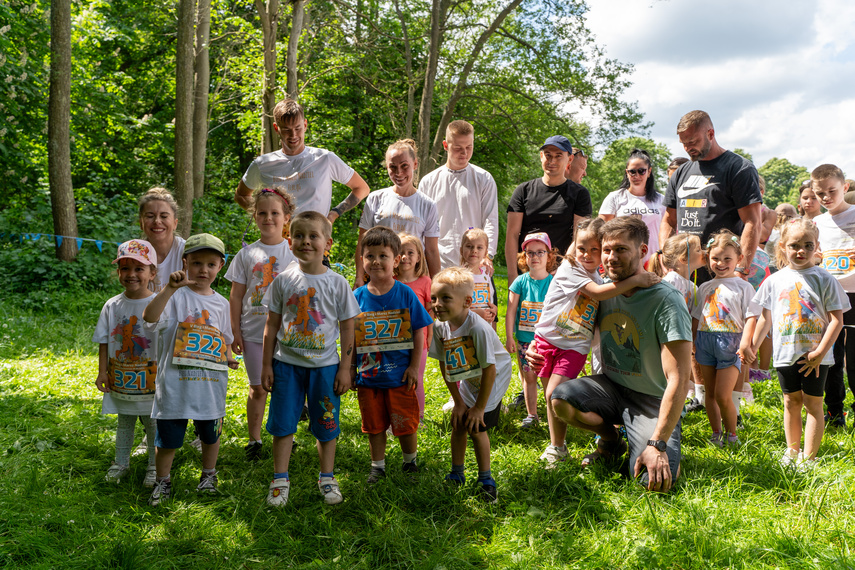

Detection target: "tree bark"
[256, 0, 281, 154]
[174, 0, 196, 236]
[416, 0, 449, 178]
[48, 0, 78, 261]
[392, 0, 415, 139]
[286, 0, 305, 99]
[192, 0, 211, 199]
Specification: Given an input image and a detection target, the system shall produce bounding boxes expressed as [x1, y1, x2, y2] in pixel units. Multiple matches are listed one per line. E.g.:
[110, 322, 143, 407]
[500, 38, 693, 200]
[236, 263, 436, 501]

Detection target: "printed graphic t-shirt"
[509, 272, 554, 344]
[263, 264, 360, 368]
[815, 205, 855, 292]
[534, 261, 601, 353]
[598, 189, 665, 263]
[692, 277, 758, 333]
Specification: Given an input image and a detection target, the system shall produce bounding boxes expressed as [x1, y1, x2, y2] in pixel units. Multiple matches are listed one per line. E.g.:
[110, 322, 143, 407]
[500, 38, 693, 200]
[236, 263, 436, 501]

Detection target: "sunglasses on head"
[573, 148, 587, 158]
[627, 168, 647, 176]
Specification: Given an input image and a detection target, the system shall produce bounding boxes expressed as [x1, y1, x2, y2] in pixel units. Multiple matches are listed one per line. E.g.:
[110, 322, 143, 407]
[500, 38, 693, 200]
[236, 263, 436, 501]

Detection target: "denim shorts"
[695, 331, 742, 371]
[266, 360, 341, 442]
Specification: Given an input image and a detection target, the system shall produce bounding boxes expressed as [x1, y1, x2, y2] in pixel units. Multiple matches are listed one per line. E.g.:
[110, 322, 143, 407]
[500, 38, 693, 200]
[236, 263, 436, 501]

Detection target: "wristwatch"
[735, 266, 748, 275]
[647, 439, 667, 452]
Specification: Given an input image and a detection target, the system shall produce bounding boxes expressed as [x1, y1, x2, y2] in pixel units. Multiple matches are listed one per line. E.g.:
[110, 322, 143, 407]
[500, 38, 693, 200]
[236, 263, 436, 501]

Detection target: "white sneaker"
[441, 397, 455, 413]
[742, 383, 754, 405]
[189, 437, 203, 452]
[539, 444, 568, 467]
[105, 463, 130, 483]
[796, 454, 819, 472]
[131, 440, 148, 457]
[143, 466, 158, 488]
[779, 449, 800, 468]
[318, 476, 343, 505]
[266, 478, 290, 507]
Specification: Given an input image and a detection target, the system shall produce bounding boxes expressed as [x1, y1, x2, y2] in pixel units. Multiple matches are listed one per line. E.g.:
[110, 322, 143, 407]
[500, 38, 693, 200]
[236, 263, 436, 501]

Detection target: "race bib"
[822, 249, 854, 279]
[172, 322, 228, 371]
[354, 309, 413, 354]
[555, 295, 598, 340]
[517, 301, 543, 332]
[108, 359, 156, 401]
[442, 336, 481, 383]
[472, 282, 491, 309]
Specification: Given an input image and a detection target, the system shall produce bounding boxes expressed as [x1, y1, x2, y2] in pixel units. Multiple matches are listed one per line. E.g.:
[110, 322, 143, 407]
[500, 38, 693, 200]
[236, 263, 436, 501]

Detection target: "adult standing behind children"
[660, 110, 763, 281]
[234, 99, 371, 223]
[138, 188, 186, 284]
[419, 120, 499, 270]
[506, 135, 593, 284]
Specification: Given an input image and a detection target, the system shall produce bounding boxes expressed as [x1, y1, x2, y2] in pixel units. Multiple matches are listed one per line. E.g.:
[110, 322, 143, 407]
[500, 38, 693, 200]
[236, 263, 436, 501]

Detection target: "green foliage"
[759, 157, 810, 210]
[731, 147, 754, 163]
[585, 136, 673, 210]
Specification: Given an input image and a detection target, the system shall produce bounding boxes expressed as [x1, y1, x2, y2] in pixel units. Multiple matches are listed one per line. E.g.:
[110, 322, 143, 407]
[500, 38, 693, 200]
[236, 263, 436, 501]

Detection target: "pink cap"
[113, 239, 157, 267]
[521, 232, 551, 250]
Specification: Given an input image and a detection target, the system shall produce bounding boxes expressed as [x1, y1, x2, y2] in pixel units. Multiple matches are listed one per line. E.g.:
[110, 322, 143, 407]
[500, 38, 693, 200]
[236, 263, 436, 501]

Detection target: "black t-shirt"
[507, 178, 593, 254]
[663, 150, 761, 243]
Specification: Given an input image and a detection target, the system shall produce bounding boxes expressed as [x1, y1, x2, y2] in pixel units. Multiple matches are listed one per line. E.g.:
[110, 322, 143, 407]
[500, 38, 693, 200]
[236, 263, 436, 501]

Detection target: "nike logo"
[677, 185, 713, 198]
[677, 174, 717, 198]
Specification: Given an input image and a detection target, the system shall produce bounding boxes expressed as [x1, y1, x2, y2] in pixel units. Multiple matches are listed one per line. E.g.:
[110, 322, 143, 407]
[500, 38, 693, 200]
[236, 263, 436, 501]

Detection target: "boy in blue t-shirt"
[352, 227, 433, 483]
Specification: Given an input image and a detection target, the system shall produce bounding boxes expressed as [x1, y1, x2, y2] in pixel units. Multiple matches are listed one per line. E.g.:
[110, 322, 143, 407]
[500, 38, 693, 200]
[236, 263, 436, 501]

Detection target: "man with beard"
[528, 217, 692, 491]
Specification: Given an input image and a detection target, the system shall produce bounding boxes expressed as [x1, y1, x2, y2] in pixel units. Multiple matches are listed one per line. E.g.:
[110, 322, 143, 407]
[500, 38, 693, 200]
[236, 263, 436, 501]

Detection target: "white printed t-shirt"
[242, 147, 355, 216]
[419, 164, 499, 268]
[534, 260, 601, 352]
[224, 239, 296, 343]
[750, 266, 850, 367]
[598, 189, 664, 263]
[662, 271, 698, 313]
[815, 206, 855, 292]
[358, 186, 440, 243]
[93, 293, 159, 416]
[263, 264, 360, 368]
[692, 277, 758, 333]
[145, 287, 234, 420]
[429, 311, 511, 412]
[155, 236, 186, 291]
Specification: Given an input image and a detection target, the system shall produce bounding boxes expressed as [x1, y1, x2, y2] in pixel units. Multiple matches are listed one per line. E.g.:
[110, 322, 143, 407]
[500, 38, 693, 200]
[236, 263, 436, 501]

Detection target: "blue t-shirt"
[354, 281, 433, 389]
[508, 272, 553, 343]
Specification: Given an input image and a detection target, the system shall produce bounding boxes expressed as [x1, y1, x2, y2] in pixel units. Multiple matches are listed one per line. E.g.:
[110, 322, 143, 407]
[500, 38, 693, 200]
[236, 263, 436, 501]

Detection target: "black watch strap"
[647, 439, 667, 452]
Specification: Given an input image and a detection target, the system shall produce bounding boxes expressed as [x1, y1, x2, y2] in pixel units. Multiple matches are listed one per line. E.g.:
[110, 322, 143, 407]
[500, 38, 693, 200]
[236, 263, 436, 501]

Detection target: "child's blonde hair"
[251, 187, 296, 238]
[705, 229, 742, 257]
[291, 211, 333, 239]
[774, 203, 798, 231]
[432, 266, 475, 296]
[649, 233, 702, 277]
[565, 217, 604, 268]
[776, 218, 819, 269]
[395, 233, 428, 278]
[459, 228, 489, 265]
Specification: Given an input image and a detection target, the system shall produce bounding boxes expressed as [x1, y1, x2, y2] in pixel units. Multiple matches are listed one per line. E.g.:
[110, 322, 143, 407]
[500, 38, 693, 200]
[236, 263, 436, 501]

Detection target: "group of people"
[92, 100, 854, 508]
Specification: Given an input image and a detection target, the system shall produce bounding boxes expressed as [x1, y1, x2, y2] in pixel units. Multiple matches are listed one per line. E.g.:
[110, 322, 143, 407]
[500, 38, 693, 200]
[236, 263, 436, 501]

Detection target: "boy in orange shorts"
[352, 227, 433, 483]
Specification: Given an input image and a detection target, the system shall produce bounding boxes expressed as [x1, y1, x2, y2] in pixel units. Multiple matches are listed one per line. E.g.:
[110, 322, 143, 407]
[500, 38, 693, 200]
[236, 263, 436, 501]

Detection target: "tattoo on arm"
[333, 192, 361, 215]
[346, 347, 352, 356]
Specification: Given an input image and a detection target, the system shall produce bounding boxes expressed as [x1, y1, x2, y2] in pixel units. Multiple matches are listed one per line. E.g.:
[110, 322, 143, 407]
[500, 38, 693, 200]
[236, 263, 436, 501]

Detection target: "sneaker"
[539, 444, 568, 467]
[709, 432, 724, 448]
[779, 449, 800, 468]
[197, 471, 219, 494]
[742, 383, 754, 405]
[509, 390, 526, 410]
[520, 415, 539, 429]
[105, 463, 130, 483]
[189, 437, 203, 452]
[441, 397, 455, 413]
[445, 471, 466, 485]
[796, 454, 819, 472]
[318, 476, 343, 505]
[736, 415, 745, 430]
[131, 440, 148, 457]
[367, 466, 386, 484]
[402, 461, 419, 474]
[143, 466, 158, 488]
[749, 369, 771, 382]
[149, 479, 172, 506]
[726, 433, 741, 447]
[685, 398, 705, 413]
[266, 478, 290, 507]
[825, 412, 846, 428]
[479, 483, 498, 504]
[244, 441, 262, 462]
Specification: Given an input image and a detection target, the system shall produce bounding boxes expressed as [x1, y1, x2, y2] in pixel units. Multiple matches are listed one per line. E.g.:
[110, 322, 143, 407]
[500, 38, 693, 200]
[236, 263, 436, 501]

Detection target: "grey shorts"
[551, 374, 682, 486]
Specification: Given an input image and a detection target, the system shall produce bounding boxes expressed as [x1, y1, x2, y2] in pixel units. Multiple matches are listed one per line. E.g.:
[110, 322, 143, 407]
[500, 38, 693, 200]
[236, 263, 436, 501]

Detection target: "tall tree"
[49, 0, 78, 261]
[759, 157, 810, 209]
[255, 0, 280, 154]
[192, 0, 212, 199]
[286, 0, 305, 98]
[175, 0, 196, 235]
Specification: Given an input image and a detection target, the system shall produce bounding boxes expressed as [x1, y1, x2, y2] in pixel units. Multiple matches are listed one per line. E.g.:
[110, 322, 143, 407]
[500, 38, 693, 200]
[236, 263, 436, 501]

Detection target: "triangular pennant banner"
[76, 238, 83, 250]
[95, 240, 103, 252]
[32, 233, 41, 241]
[56, 236, 63, 247]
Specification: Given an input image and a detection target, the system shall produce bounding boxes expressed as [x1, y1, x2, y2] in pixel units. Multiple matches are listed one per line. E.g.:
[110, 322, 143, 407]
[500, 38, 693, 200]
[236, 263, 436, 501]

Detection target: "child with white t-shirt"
[459, 228, 497, 330]
[226, 187, 296, 461]
[94, 240, 160, 487]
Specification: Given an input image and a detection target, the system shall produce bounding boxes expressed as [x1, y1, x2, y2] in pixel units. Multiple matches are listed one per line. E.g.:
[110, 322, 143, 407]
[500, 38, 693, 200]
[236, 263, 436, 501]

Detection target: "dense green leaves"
[758, 157, 810, 210]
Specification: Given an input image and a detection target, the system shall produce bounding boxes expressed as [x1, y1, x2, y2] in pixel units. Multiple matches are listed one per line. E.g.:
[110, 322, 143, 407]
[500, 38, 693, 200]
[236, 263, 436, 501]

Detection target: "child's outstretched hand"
[95, 370, 111, 393]
[505, 337, 517, 357]
[798, 350, 824, 378]
[630, 271, 661, 288]
[402, 365, 419, 392]
[168, 270, 195, 289]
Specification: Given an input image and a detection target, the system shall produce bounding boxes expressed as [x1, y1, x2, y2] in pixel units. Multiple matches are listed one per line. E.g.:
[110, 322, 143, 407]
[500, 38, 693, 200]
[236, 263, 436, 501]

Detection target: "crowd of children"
[93, 161, 854, 506]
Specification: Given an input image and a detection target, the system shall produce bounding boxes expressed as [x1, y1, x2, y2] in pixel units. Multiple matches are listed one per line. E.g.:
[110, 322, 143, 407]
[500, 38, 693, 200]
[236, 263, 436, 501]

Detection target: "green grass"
[2, 276, 855, 568]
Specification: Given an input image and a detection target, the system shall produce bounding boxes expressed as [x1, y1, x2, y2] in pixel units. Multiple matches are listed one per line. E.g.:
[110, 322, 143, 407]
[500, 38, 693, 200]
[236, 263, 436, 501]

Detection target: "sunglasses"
[627, 168, 648, 176]
[573, 148, 587, 158]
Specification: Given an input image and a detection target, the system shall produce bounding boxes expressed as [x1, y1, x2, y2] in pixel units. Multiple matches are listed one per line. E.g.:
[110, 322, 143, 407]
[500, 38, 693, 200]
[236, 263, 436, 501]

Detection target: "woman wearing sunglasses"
[598, 148, 665, 264]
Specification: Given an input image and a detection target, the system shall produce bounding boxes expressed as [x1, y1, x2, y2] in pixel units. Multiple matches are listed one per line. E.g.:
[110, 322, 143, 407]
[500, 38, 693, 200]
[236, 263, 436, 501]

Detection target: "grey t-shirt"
[663, 150, 761, 242]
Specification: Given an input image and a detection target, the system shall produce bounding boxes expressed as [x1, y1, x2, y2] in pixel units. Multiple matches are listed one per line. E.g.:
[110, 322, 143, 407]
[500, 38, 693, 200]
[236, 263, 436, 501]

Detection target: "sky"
[584, 0, 855, 176]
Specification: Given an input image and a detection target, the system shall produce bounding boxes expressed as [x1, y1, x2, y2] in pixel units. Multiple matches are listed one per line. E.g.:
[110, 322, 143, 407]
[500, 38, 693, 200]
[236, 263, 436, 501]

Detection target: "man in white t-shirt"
[419, 120, 499, 270]
[235, 99, 371, 224]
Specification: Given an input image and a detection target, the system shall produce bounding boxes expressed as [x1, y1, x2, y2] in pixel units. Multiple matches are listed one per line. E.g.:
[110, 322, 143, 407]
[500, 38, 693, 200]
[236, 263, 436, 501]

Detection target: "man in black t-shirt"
[506, 136, 593, 284]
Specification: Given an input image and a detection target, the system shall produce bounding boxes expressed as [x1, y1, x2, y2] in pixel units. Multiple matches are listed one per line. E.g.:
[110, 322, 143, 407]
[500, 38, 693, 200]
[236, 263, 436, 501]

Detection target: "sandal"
[581, 438, 628, 468]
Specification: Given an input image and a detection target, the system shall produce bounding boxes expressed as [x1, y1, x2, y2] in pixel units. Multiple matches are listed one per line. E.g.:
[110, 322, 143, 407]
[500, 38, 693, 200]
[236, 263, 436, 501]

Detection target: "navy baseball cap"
[539, 135, 574, 154]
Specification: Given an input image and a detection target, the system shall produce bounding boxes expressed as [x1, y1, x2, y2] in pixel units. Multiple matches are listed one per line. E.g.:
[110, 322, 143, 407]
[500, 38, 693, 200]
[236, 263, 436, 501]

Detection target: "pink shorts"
[533, 336, 587, 380]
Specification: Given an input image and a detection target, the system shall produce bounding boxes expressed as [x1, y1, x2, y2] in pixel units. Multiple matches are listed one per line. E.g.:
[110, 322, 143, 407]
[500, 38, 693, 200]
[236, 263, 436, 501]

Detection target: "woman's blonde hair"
[395, 233, 428, 278]
[137, 187, 180, 234]
[776, 218, 819, 269]
[649, 233, 702, 277]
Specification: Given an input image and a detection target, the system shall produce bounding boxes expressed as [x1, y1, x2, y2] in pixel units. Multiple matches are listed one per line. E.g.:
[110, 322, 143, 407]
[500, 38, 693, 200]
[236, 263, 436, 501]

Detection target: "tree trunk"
[174, 0, 196, 236]
[192, 0, 211, 199]
[416, 0, 448, 178]
[256, 0, 281, 154]
[393, 0, 415, 139]
[286, 0, 305, 99]
[48, 0, 78, 261]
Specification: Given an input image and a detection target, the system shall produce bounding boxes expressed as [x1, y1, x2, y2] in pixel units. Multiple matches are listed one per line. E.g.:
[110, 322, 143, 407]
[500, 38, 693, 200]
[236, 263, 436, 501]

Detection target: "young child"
[691, 230, 757, 447]
[94, 239, 160, 486]
[811, 164, 855, 428]
[649, 233, 705, 407]
[260, 211, 359, 507]
[395, 232, 434, 418]
[142, 233, 237, 506]
[429, 267, 511, 503]
[459, 228, 497, 330]
[739, 218, 848, 467]
[533, 218, 659, 466]
[226, 187, 296, 461]
[352, 227, 433, 483]
[505, 232, 558, 428]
